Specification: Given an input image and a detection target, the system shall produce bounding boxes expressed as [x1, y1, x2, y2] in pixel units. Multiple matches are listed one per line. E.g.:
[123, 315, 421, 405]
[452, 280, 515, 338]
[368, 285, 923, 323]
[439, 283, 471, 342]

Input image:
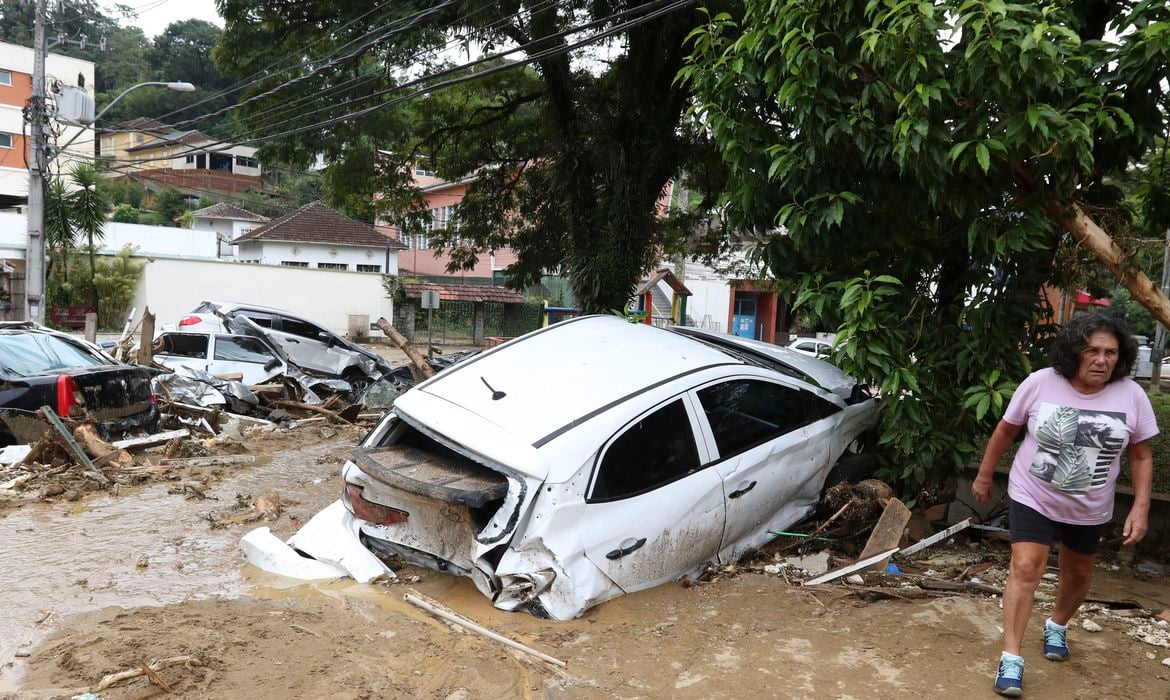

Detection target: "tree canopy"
[682, 0, 1170, 487]
[214, 0, 722, 311]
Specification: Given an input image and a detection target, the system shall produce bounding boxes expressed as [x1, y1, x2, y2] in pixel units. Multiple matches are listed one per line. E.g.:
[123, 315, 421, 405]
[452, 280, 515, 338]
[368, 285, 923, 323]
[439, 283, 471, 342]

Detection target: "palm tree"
[68, 165, 110, 312]
[43, 179, 76, 304]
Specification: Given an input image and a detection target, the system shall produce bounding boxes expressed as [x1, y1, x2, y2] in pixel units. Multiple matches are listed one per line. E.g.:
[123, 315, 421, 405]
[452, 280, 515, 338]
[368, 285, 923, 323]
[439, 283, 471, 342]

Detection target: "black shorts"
[1009, 500, 1105, 556]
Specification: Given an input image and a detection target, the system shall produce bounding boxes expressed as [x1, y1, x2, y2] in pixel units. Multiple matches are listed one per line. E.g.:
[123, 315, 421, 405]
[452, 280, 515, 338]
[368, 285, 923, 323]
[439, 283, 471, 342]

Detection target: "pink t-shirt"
[1003, 368, 1158, 524]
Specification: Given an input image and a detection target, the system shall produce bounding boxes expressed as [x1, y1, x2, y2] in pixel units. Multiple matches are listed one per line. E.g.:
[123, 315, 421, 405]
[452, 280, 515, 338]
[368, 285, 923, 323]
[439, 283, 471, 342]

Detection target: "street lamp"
[25, 80, 197, 324]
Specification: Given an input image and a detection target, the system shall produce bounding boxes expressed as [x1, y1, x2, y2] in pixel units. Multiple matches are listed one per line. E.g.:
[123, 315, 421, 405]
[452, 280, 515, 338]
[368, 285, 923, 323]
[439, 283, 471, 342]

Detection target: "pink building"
[378, 170, 518, 281]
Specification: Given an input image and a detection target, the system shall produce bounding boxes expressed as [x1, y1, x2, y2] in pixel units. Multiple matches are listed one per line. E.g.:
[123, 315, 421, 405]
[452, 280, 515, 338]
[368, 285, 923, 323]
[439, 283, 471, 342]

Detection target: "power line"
[107, 0, 695, 170]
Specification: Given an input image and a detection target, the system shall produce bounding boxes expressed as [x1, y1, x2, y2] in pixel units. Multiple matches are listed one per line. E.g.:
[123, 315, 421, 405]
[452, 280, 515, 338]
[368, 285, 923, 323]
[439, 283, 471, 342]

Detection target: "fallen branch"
[377, 317, 436, 379]
[95, 655, 201, 692]
[404, 593, 566, 668]
[137, 658, 174, 693]
[290, 623, 321, 637]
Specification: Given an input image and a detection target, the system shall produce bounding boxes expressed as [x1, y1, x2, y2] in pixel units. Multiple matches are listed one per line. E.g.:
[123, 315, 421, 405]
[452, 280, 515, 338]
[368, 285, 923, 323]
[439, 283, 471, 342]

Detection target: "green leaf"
[948, 141, 972, 163]
[976, 143, 991, 173]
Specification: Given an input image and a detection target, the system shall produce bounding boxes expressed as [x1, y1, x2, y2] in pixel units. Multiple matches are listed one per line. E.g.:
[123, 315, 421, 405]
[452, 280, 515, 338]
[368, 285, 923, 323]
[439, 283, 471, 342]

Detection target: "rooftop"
[402, 282, 527, 304]
[190, 202, 269, 223]
[232, 202, 406, 249]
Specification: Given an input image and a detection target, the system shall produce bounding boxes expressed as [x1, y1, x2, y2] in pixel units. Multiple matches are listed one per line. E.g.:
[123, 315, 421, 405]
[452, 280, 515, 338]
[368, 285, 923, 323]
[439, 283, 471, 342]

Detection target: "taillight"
[56, 375, 86, 419]
[177, 315, 202, 327]
[346, 484, 409, 525]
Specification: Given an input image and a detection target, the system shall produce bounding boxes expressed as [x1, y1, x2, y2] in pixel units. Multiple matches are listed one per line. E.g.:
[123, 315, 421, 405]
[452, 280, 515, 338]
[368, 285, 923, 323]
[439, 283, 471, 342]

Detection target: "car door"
[692, 377, 840, 562]
[205, 334, 286, 384]
[578, 396, 726, 592]
[153, 332, 211, 374]
[271, 314, 350, 375]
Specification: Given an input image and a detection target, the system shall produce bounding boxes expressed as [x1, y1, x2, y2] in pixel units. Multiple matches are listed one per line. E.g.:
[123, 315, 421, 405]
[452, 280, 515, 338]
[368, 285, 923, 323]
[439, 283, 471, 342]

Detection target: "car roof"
[200, 300, 297, 317]
[403, 315, 742, 447]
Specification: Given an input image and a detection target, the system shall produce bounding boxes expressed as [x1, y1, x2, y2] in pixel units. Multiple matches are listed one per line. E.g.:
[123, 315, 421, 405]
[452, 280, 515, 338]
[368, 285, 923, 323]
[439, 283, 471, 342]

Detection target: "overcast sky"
[102, 0, 223, 38]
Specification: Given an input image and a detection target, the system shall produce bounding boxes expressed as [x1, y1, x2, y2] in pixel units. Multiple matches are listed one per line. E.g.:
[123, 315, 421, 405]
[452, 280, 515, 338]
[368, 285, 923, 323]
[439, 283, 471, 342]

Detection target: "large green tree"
[682, 0, 1170, 487]
[214, 0, 723, 312]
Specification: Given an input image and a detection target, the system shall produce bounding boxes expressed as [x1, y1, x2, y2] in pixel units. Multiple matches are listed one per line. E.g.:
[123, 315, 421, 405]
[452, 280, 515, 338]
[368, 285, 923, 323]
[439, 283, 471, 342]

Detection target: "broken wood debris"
[404, 592, 567, 668]
[95, 655, 202, 692]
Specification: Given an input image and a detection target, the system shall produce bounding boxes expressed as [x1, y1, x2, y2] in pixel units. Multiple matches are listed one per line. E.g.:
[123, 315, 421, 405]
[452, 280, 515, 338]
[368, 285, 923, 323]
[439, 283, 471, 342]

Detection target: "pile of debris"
[1, 317, 473, 506]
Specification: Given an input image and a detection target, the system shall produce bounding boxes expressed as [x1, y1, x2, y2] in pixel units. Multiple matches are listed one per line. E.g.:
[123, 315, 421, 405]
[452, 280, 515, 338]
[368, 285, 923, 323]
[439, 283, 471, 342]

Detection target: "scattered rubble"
[0, 328, 475, 509]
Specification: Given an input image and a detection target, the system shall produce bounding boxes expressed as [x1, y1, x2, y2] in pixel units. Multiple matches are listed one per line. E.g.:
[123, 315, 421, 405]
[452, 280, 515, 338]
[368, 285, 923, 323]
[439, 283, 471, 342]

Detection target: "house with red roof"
[232, 201, 406, 274]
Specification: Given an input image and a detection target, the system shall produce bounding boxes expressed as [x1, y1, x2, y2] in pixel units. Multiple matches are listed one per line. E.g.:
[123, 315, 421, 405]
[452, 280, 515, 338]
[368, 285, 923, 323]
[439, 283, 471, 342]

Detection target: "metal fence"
[408, 300, 544, 347]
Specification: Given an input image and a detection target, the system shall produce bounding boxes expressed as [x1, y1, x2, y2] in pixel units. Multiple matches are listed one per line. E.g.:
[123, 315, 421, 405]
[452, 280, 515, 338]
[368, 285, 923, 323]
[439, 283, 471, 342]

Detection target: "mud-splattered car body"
[341, 316, 878, 619]
[0, 323, 158, 445]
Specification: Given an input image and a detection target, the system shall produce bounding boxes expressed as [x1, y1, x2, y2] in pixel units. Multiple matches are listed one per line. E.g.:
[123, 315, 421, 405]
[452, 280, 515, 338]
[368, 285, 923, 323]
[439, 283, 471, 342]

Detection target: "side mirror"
[318, 332, 335, 347]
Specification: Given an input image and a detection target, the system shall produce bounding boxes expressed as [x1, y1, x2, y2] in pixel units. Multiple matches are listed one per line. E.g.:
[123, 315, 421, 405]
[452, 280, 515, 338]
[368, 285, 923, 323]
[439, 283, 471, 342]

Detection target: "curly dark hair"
[1049, 313, 1138, 383]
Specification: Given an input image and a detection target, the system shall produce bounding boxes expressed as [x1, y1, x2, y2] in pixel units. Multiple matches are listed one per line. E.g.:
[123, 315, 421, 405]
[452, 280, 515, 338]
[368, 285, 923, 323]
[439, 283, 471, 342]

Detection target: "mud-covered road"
[3, 429, 1169, 699]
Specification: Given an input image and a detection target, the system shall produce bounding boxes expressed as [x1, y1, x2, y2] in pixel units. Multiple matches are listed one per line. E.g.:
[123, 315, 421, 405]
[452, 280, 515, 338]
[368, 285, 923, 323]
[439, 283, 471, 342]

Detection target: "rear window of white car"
[214, 335, 278, 363]
[590, 399, 701, 502]
[157, 333, 209, 359]
[697, 379, 838, 459]
[0, 333, 105, 375]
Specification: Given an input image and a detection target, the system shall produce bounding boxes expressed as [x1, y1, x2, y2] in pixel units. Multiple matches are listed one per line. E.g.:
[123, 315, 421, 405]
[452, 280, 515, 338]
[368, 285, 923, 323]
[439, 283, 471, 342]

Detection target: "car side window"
[697, 379, 837, 460]
[796, 342, 814, 352]
[155, 333, 208, 359]
[279, 315, 326, 340]
[237, 312, 274, 328]
[214, 335, 277, 364]
[590, 399, 701, 502]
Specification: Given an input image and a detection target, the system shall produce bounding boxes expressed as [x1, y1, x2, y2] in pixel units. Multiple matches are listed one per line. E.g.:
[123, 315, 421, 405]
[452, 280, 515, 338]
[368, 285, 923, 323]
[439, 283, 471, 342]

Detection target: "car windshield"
[0, 332, 106, 375]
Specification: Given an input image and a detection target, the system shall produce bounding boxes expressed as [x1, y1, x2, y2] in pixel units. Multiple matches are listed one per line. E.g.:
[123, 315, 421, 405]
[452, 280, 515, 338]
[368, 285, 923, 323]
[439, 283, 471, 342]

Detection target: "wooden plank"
[138, 306, 155, 366]
[112, 429, 191, 452]
[857, 498, 912, 572]
[160, 454, 256, 467]
[803, 548, 901, 587]
[898, 518, 973, 558]
[36, 406, 109, 486]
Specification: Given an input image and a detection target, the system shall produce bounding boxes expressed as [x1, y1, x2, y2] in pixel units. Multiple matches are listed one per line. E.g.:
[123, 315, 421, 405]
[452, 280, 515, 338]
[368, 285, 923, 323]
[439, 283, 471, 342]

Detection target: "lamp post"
[24, 77, 195, 324]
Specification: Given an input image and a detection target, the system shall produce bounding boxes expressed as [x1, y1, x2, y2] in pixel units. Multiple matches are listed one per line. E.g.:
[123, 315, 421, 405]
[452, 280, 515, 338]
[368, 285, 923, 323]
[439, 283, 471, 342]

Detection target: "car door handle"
[606, 537, 647, 560]
[285, 338, 300, 343]
[729, 481, 757, 499]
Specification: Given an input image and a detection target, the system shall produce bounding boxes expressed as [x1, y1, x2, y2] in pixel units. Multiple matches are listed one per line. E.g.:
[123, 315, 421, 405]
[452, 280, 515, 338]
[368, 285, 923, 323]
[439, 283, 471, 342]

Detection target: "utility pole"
[23, 0, 47, 324]
[1150, 227, 1170, 393]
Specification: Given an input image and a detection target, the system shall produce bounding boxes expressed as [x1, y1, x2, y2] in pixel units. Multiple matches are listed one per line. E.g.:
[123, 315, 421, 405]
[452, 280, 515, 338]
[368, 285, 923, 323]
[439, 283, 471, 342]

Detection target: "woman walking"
[972, 313, 1156, 696]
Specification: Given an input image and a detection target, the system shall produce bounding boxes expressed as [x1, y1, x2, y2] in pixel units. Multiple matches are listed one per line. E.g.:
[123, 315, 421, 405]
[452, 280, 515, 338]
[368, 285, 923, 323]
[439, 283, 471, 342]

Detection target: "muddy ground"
[3, 416, 1169, 698]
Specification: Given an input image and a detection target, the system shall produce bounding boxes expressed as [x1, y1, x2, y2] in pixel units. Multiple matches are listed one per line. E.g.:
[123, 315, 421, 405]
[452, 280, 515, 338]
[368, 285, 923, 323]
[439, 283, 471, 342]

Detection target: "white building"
[189, 202, 269, 258]
[232, 201, 406, 274]
[0, 41, 95, 208]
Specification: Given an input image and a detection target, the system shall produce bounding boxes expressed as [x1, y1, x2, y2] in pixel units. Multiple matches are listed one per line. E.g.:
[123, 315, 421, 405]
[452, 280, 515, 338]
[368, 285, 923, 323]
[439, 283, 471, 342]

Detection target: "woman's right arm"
[972, 419, 1023, 503]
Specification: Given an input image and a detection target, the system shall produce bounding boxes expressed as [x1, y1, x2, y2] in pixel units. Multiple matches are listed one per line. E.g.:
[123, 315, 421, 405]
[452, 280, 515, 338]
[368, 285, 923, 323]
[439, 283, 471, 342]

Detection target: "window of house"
[185, 155, 195, 164]
[135, 133, 145, 143]
[281, 261, 309, 268]
[357, 264, 381, 273]
[214, 335, 276, 364]
[590, 399, 701, 502]
[317, 262, 348, 270]
[414, 168, 435, 177]
[0, 70, 11, 86]
[235, 155, 258, 168]
[155, 333, 209, 359]
[0, 133, 11, 149]
[696, 379, 837, 460]
[101, 137, 113, 154]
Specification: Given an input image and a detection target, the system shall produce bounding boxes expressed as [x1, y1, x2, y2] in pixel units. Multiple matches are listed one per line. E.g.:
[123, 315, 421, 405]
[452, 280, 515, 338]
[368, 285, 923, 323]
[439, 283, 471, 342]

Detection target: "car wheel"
[342, 369, 372, 398]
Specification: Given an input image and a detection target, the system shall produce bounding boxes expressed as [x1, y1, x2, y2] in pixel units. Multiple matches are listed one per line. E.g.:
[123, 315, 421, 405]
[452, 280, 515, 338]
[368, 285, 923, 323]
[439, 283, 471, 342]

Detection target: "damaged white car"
[328, 315, 878, 619]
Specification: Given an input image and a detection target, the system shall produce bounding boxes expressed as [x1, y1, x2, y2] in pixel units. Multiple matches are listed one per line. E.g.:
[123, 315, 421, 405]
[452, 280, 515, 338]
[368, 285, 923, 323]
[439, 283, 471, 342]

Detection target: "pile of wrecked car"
[0, 303, 472, 503]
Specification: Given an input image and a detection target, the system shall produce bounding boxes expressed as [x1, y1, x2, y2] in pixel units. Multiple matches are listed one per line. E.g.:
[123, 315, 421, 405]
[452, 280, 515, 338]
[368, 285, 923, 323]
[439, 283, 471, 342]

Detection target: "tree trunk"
[1047, 201, 1170, 328]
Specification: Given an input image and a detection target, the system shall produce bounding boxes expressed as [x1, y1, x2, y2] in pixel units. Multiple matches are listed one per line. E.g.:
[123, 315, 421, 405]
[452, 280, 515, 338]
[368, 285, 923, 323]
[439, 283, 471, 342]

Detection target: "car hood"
[669, 327, 860, 400]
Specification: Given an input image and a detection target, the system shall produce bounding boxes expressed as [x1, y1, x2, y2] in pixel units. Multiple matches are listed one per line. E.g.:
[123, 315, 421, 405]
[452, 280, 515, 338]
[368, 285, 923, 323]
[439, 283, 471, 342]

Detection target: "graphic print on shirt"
[1030, 403, 1128, 496]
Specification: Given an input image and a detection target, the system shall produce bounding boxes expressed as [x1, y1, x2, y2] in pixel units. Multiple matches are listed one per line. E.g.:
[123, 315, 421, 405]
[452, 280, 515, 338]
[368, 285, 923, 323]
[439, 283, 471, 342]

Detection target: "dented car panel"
[338, 316, 878, 619]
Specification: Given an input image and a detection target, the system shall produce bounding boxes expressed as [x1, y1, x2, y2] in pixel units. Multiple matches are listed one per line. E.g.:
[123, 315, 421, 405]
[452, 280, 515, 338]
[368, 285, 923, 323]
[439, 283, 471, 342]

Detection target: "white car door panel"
[578, 396, 725, 592]
[693, 377, 840, 562]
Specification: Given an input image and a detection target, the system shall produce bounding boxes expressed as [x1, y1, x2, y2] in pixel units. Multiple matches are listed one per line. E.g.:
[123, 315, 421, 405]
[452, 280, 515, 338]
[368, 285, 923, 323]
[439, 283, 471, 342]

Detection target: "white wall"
[0, 212, 218, 259]
[131, 257, 393, 335]
[243, 240, 398, 274]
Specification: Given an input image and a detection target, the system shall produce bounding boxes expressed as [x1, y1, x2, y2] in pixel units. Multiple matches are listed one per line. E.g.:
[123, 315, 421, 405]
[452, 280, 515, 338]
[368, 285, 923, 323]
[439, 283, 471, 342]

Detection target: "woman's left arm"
[1123, 440, 1153, 546]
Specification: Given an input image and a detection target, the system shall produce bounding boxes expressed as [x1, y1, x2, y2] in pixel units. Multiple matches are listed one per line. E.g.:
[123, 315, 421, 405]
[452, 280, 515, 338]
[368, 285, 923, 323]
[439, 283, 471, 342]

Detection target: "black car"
[0, 324, 158, 446]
